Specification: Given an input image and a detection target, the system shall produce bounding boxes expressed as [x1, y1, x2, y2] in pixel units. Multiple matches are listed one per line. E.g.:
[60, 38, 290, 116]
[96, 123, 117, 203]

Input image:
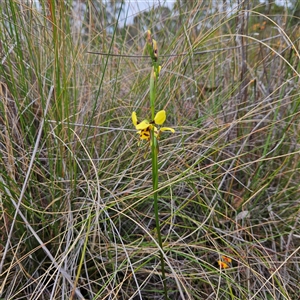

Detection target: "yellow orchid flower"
[217, 255, 232, 269]
[131, 110, 174, 142]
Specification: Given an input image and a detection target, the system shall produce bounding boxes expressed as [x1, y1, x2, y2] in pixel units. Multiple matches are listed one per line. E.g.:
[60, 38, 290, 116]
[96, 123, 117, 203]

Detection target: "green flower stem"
[150, 67, 156, 119]
[151, 133, 168, 299]
[150, 61, 168, 300]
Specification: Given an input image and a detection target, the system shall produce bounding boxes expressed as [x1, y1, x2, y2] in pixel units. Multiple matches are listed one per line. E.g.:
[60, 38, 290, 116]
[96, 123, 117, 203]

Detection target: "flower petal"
[136, 120, 150, 130]
[221, 256, 232, 263]
[154, 110, 166, 125]
[160, 127, 175, 133]
[132, 112, 138, 126]
[218, 261, 229, 269]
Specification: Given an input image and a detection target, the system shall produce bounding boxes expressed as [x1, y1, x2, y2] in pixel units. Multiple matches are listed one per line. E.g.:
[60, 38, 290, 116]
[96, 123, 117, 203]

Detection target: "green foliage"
[0, 1, 300, 299]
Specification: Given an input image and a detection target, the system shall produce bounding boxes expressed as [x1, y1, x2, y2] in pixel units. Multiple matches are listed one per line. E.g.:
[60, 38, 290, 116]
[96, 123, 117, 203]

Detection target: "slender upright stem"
[150, 66, 168, 300]
[145, 30, 168, 299]
[151, 133, 168, 299]
[150, 67, 156, 119]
